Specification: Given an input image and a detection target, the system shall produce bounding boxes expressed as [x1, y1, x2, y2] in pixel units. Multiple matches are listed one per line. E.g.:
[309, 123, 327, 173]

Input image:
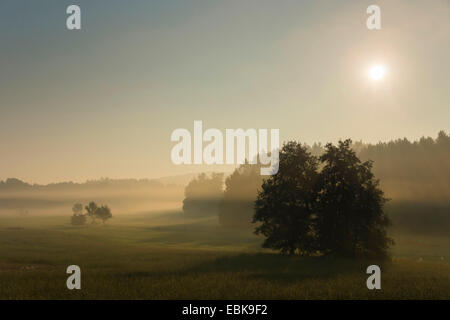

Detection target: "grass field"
[0, 211, 449, 299]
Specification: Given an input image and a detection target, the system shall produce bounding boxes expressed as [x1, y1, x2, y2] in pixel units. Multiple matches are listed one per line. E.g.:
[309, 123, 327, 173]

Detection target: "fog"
[1, 131, 449, 235]
[0, 178, 185, 216]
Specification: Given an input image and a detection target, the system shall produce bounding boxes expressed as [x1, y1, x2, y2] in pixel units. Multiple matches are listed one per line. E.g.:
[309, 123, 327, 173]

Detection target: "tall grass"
[0, 213, 449, 299]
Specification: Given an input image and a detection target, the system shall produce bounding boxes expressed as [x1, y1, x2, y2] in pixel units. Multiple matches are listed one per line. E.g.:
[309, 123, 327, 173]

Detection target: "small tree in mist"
[81, 202, 113, 225]
[85, 201, 99, 224]
[72, 203, 83, 215]
[183, 173, 224, 217]
[71, 203, 86, 225]
[96, 205, 112, 224]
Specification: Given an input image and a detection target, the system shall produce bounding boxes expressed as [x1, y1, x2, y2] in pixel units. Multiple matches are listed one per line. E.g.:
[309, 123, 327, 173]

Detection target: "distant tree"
[71, 212, 87, 225]
[96, 205, 112, 224]
[85, 201, 99, 224]
[219, 162, 264, 228]
[253, 142, 319, 255]
[72, 203, 83, 216]
[436, 130, 450, 148]
[182, 173, 224, 217]
[4, 178, 29, 189]
[316, 140, 393, 259]
[71, 203, 86, 225]
[71, 202, 111, 225]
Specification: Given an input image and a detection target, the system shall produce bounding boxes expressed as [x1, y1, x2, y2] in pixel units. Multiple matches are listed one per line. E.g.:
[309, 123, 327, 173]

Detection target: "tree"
[85, 201, 99, 224]
[71, 212, 87, 225]
[182, 173, 224, 217]
[71, 203, 86, 225]
[96, 205, 112, 224]
[252, 139, 393, 259]
[71, 202, 111, 225]
[316, 139, 393, 259]
[219, 162, 264, 228]
[253, 142, 319, 255]
[72, 203, 83, 216]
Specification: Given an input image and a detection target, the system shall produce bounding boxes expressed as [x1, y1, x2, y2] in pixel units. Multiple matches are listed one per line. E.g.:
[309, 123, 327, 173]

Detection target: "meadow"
[0, 211, 449, 299]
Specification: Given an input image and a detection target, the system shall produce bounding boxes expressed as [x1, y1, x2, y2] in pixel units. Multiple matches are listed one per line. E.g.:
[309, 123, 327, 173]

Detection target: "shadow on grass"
[191, 253, 376, 283]
[118, 253, 380, 284]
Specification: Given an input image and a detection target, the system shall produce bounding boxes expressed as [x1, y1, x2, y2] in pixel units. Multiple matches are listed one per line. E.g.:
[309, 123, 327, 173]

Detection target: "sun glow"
[369, 65, 387, 80]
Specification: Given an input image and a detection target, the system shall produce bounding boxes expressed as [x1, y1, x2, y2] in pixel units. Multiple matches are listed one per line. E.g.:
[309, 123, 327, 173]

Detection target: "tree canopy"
[254, 142, 319, 255]
[253, 140, 393, 259]
[316, 140, 393, 258]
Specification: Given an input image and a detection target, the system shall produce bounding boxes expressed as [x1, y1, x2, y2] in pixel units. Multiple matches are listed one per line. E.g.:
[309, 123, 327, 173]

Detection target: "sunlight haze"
[1, 0, 448, 183]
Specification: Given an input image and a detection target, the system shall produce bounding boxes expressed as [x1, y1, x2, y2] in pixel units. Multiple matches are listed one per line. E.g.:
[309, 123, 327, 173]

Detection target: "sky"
[0, 0, 449, 184]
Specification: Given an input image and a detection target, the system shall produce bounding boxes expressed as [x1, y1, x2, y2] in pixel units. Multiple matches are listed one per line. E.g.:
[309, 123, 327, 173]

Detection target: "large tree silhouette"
[253, 139, 393, 259]
[253, 142, 319, 255]
[316, 140, 393, 258]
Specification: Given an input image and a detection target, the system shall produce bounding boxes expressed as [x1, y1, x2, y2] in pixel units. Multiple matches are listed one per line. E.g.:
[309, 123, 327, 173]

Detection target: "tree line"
[310, 131, 450, 201]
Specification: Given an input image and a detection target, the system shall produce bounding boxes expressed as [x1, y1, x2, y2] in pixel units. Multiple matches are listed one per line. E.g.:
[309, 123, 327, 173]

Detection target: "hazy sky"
[1, 0, 449, 183]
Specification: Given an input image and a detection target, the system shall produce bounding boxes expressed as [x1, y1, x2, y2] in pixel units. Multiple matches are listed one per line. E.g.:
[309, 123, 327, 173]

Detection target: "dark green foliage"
[254, 142, 319, 255]
[254, 140, 393, 259]
[183, 173, 224, 217]
[316, 140, 393, 259]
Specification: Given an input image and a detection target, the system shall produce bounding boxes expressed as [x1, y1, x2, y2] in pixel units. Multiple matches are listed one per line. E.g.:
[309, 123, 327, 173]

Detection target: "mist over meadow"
[2, 131, 448, 235]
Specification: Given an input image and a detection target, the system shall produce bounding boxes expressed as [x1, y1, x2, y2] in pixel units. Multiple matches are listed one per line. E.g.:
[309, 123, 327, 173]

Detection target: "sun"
[369, 65, 387, 80]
